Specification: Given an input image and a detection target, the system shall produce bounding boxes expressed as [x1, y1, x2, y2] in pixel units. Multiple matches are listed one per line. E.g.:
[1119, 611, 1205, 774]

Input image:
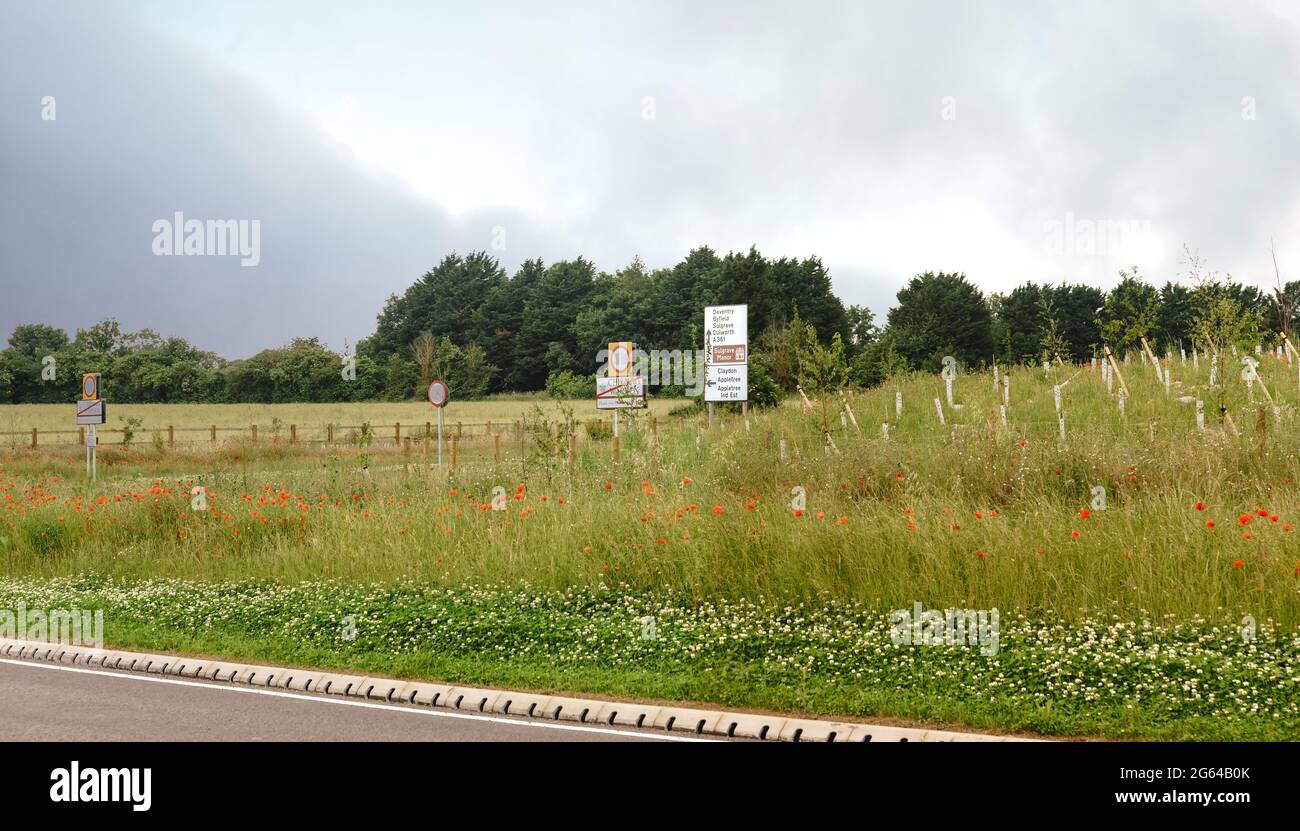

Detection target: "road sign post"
[77, 374, 106, 483]
[704, 306, 748, 430]
[428, 380, 449, 467]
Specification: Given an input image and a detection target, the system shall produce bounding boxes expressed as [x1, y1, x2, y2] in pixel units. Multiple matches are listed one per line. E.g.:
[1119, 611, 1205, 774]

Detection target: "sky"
[2, 0, 1299, 358]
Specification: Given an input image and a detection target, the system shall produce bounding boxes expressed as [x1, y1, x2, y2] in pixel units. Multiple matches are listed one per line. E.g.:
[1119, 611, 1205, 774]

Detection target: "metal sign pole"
[614, 410, 619, 438]
[437, 408, 443, 467]
[90, 426, 97, 483]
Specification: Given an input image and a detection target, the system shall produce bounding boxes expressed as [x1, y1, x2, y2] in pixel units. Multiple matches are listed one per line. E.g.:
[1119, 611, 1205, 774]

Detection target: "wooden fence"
[0, 416, 674, 458]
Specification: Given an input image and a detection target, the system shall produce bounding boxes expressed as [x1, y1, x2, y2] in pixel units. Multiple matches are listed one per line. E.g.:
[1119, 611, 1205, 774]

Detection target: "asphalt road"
[0, 657, 710, 742]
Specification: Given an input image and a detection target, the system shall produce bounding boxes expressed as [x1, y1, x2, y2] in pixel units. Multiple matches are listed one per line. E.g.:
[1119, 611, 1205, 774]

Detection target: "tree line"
[1, 246, 1295, 404]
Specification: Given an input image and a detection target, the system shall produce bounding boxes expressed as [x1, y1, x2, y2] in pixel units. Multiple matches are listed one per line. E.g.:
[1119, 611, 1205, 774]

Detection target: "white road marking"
[0, 657, 714, 742]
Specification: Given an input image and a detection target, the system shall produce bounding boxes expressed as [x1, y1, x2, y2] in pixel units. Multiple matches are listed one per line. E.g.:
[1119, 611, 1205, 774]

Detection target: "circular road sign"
[82, 373, 100, 400]
[610, 343, 632, 375]
[427, 379, 449, 408]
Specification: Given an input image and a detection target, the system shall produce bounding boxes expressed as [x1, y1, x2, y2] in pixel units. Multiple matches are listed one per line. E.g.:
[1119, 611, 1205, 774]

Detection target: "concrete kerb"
[0, 637, 1039, 742]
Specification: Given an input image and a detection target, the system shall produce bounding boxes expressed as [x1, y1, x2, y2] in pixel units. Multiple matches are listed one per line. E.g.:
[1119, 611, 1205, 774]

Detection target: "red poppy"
[711, 505, 724, 515]
[1206, 520, 1215, 529]
[1071, 530, 1080, 539]
[1239, 514, 1251, 525]
[1079, 509, 1090, 520]
[1233, 559, 1244, 569]
[1195, 501, 1205, 511]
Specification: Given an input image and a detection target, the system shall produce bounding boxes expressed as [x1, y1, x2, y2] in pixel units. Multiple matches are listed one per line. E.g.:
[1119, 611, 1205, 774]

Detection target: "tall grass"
[2, 355, 1299, 623]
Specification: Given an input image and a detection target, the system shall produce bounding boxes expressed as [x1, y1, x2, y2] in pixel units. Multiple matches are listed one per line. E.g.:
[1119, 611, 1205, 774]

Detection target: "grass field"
[0, 396, 685, 447]
[2, 357, 1299, 739]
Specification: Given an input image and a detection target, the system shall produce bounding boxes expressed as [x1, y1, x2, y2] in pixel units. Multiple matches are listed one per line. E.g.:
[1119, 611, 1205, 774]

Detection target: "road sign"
[704, 304, 748, 402]
[76, 398, 106, 425]
[705, 365, 748, 401]
[608, 341, 634, 377]
[427, 380, 449, 408]
[81, 373, 101, 400]
[596, 376, 646, 409]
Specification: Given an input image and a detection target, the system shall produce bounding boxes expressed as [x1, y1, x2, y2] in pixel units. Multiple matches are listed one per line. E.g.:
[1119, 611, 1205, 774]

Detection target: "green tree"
[0, 324, 73, 403]
[996, 283, 1044, 364]
[1097, 268, 1158, 354]
[885, 272, 994, 372]
[1182, 248, 1260, 363]
[513, 258, 596, 389]
[1036, 293, 1069, 363]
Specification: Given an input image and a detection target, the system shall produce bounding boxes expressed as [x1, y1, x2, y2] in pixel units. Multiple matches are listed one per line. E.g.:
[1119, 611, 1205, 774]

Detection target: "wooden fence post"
[251, 424, 257, 442]
[31, 428, 37, 449]
[395, 423, 401, 444]
[211, 425, 217, 443]
[456, 421, 462, 439]
[290, 424, 296, 444]
[79, 427, 85, 445]
[494, 433, 501, 464]
[168, 425, 175, 448]
[451, 437, 458, 470]
[327, 424, 334, 445]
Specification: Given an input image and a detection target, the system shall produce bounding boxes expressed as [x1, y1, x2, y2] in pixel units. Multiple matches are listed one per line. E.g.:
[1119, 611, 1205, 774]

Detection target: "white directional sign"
[705, 364, 748, 401]
[596, 376, 646, 409]
[704, 304, 748, 402]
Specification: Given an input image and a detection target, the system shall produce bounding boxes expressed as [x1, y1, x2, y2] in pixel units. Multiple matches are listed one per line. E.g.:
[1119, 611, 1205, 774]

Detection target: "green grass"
[0, 394, 682, 447]
[3, 360, 1300, 738]
[0, 574, 1295, 740]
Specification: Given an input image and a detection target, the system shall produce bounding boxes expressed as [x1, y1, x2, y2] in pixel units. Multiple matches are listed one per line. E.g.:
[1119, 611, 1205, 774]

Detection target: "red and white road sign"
[596, 376, 646, 409]
[427, 379, 449, 408]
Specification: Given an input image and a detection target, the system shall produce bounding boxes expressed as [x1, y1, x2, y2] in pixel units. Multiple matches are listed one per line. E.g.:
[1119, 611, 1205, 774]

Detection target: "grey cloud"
[3, 0, 1299, 358]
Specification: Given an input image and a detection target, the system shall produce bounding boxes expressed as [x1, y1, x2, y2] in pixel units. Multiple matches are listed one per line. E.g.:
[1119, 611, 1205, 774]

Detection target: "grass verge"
[1, 574, 1295, 741]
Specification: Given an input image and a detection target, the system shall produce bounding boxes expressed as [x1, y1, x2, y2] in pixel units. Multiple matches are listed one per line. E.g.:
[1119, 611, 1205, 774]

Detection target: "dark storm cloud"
[0, 2, 554, 357]
[2, 0, 1299, 357]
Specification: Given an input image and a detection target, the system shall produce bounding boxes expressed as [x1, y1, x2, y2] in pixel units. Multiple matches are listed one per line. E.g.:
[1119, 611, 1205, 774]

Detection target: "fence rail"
[0, 416, 671, 451]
